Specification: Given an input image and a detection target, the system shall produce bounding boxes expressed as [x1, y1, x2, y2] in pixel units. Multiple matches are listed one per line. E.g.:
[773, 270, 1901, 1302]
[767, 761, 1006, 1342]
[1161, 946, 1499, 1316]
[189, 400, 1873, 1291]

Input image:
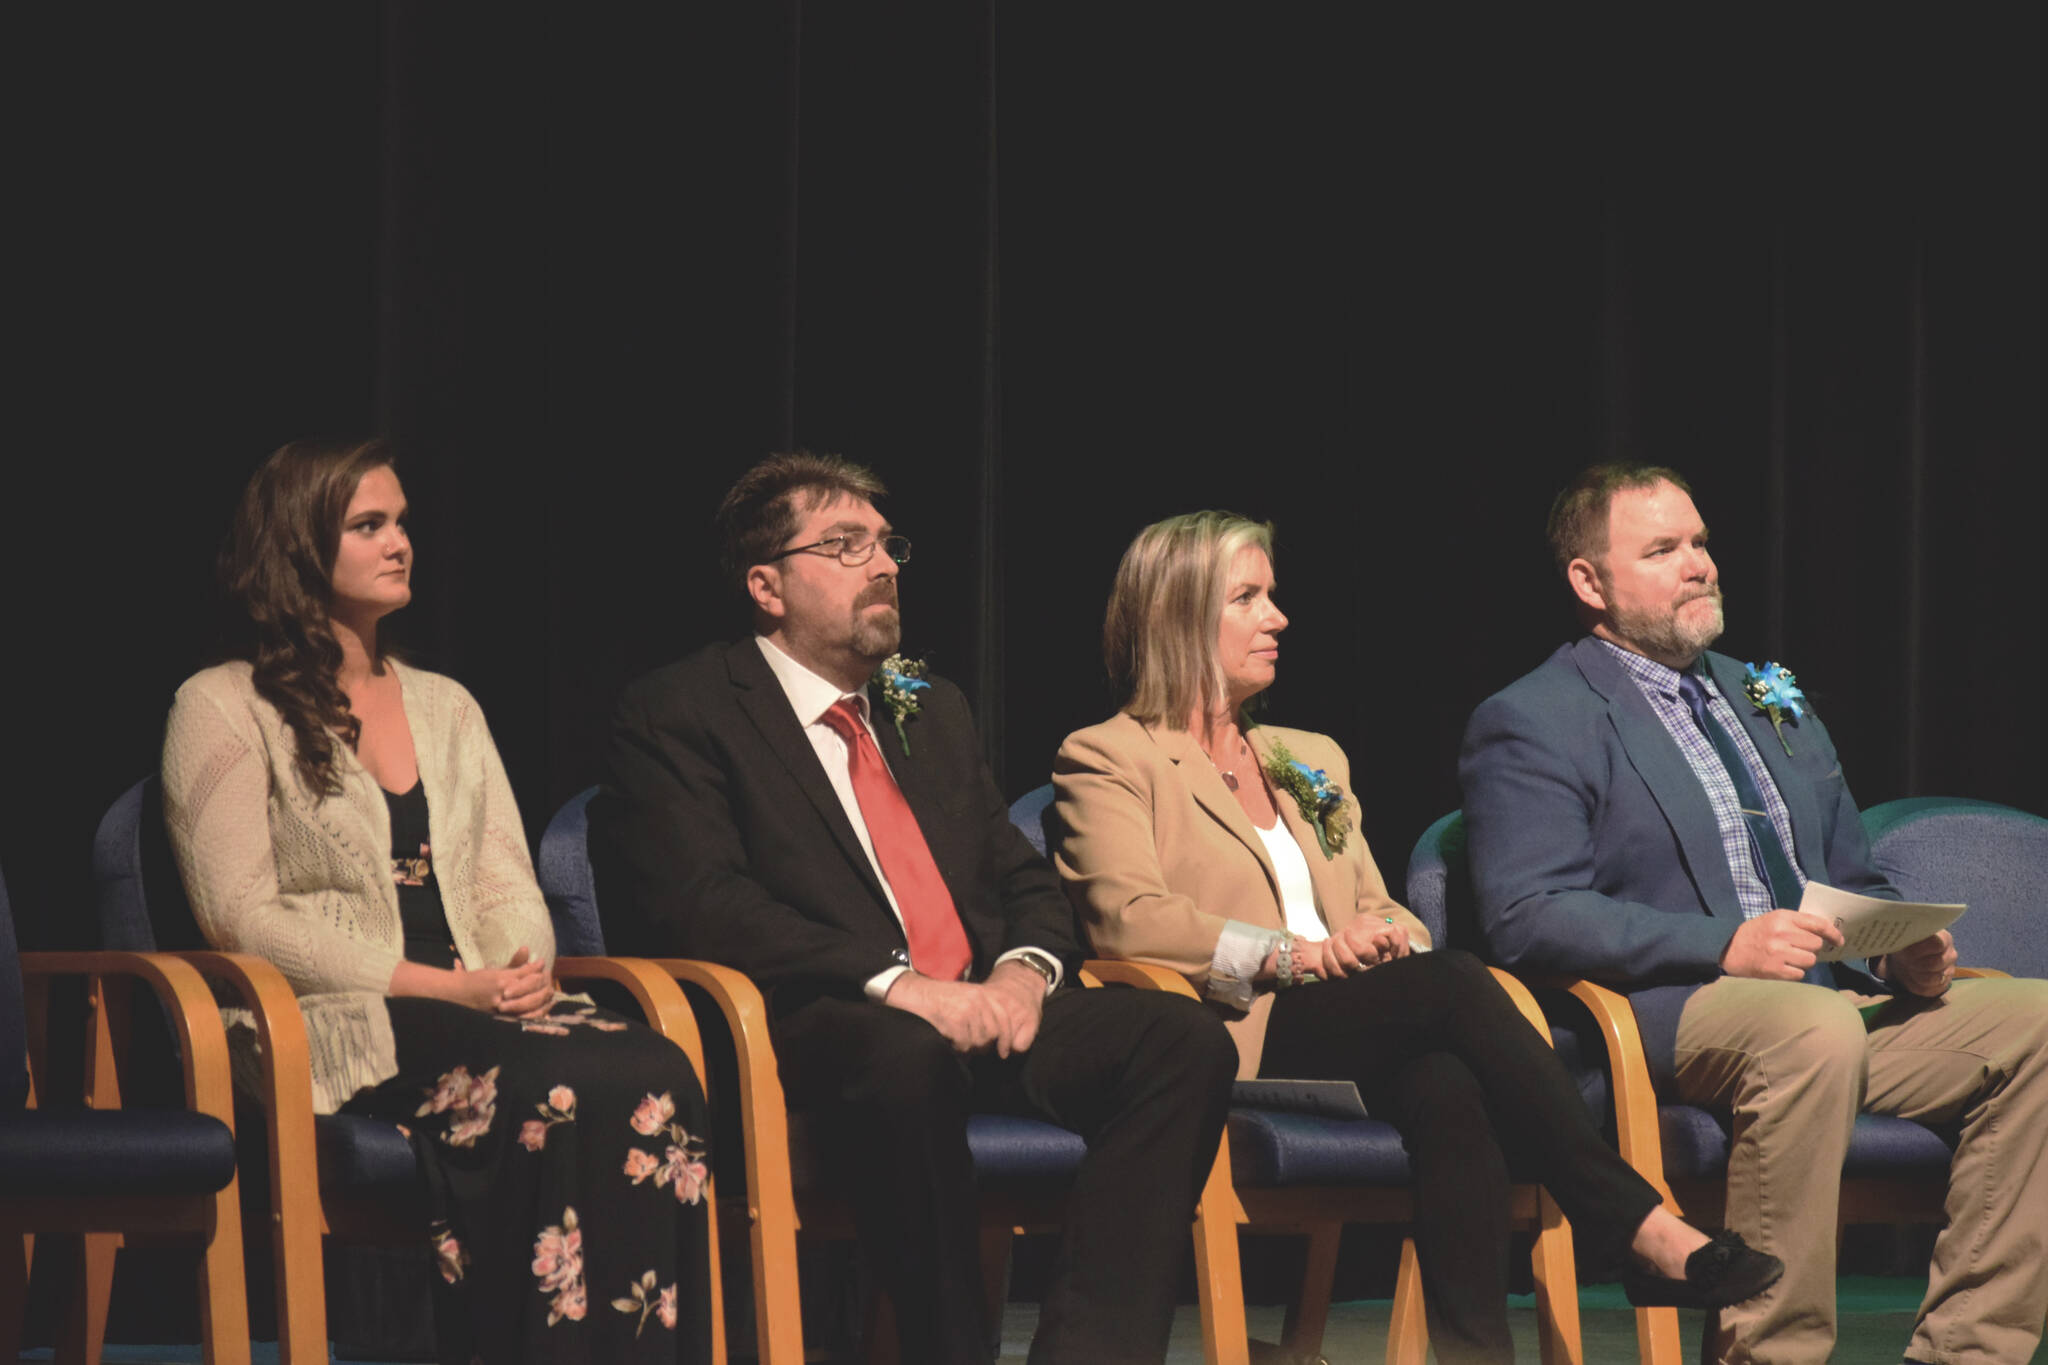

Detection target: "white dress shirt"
[753, 636, 1061, 999]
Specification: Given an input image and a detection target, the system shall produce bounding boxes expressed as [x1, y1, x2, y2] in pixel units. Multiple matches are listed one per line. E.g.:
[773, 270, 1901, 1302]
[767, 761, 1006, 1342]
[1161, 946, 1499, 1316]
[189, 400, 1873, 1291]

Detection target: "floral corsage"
[1743, 661, 1807, 756]
[874, 654, 931, 755]
[1263, 739, 1351, 859]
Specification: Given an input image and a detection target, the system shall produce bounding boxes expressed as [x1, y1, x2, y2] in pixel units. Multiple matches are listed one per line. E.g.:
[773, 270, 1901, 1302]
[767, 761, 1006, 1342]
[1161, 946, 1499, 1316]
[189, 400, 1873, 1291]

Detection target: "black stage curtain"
[10, 8, 2041, 947]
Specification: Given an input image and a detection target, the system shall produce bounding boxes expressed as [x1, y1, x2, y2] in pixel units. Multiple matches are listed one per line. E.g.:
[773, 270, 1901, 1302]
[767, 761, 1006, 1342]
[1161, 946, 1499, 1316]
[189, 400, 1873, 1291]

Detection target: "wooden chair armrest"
[20, 951, 236, 1127]
[648, 959, 788, 1129]
[649, 958, 801, 1365]
[166, 950, 317, 1113]
[1542, 974, 1676, 1210]
[1080, 959, 1202, 999]
[555, 956, 707, 1080]
[164, 949, 327, 1321]
[1483, 966, 1555, 1045]
[1081, 958, 1247, 1234]
[548, 959, 727, 1360]
[648, 959, 794, 1206]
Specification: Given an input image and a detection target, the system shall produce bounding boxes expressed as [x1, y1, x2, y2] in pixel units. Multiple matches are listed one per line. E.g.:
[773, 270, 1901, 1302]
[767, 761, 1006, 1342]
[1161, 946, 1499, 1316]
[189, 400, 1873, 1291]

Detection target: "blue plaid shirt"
[1599, 640, 1805, 920]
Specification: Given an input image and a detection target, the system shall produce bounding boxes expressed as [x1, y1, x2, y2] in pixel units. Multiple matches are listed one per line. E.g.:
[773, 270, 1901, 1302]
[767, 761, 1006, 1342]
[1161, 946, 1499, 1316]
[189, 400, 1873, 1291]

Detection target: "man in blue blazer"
[1460, 464, 2047, 1365]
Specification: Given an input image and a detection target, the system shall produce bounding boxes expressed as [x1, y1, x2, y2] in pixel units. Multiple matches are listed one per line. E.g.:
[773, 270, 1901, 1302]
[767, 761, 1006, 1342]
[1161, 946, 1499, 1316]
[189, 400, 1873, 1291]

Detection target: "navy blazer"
[587, 640, 1081, 1018]
[1458, 637, 1894, 1088]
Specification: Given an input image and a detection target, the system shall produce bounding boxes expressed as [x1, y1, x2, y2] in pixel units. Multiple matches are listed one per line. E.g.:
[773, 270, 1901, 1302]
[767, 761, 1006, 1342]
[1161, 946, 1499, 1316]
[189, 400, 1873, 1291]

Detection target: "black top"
[386, 781, 456, 970]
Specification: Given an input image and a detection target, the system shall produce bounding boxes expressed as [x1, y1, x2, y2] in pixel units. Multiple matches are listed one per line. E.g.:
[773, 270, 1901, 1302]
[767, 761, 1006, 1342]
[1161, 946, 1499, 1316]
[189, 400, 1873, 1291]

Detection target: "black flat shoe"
[1623, 1229, 1785, 1309]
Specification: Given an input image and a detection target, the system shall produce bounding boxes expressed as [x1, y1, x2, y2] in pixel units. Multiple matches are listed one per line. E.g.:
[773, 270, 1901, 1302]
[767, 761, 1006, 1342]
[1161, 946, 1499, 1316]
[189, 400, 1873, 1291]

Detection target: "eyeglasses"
[765, 533, 912, 568]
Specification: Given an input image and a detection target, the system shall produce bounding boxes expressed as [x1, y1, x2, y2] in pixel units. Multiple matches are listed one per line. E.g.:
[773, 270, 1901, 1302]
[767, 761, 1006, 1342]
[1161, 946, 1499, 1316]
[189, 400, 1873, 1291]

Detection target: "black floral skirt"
[343, 997, 713, 1365]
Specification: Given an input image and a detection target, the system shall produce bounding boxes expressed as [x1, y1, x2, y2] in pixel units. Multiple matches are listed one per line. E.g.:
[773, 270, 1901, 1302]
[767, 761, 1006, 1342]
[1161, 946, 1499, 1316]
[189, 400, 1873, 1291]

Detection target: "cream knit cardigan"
[161, 660, 555, 1114]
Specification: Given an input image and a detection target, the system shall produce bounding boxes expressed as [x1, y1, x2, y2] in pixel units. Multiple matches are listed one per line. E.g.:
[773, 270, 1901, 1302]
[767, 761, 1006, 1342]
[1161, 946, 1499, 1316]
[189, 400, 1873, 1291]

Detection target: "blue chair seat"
[1653, 1105, 1732, 1181]
[314, 1113, 422, 1189]
[1227, 1110, 1412, 1187]
[1657, 1105, 1960, 1184]
[966, 1114, 1090, 1184]
[0, 1109, 236, 1198]
[1841, 1114, 1958, 1175]
[782, 1110, 1087, 1194]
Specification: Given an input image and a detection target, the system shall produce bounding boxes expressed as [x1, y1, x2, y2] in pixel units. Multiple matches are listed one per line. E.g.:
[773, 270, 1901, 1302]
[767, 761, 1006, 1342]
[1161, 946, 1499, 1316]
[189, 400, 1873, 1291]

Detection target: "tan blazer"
[1054, 712, 1431, 1078]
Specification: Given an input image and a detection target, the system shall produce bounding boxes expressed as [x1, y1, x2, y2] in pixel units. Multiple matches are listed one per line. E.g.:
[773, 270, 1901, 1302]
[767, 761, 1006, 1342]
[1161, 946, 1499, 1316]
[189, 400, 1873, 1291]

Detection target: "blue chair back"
[2, 863, 27, 1110]
[1007, 784, 1056, 858]
[1407, 809, 1616, 1121]
[94, 777, 204, 953]
[1862, 796, 2047, 978]
[93, 777, 422, 1187]
[1400, 811, 1463, 948]
[538, 787, 606, 955]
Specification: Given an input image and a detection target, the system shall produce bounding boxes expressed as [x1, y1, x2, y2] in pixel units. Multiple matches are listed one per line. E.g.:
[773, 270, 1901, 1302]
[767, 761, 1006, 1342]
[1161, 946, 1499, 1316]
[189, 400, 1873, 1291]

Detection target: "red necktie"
[821, 697, 973, 981]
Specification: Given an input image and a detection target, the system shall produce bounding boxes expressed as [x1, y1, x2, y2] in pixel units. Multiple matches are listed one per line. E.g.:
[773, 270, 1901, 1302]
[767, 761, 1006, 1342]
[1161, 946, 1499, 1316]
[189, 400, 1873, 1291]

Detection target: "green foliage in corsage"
[1262, 739, 1351, 859]
[874, 654, 931, 756]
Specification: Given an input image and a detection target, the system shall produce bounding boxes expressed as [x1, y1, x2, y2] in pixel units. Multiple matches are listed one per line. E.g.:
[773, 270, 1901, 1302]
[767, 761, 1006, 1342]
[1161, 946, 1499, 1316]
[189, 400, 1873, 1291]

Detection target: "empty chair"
[2, 855, 247, 1364]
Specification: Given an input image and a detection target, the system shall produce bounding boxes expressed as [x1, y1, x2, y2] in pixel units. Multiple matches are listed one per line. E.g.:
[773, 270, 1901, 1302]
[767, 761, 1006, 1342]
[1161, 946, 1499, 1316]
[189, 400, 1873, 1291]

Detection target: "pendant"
[1220, 771, 1239, 792]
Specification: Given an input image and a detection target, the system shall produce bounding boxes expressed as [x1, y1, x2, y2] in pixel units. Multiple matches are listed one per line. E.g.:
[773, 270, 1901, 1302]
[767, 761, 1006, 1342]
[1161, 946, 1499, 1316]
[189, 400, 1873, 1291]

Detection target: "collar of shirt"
[755, 634, 877, 735]
[1593, 637, 1801, 919]
[751, 634, 1059, 996]
[1596, 637, 1703, 699]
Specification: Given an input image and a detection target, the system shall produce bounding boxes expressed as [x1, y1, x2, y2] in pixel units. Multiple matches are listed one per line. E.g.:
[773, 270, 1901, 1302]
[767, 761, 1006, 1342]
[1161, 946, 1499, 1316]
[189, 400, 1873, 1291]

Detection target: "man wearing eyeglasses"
[590, 451, 1236, 1364]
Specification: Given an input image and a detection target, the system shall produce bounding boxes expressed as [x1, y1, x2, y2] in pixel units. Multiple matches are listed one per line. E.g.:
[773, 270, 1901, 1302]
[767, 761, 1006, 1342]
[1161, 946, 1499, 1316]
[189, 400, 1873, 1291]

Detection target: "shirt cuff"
[1208, 920, 1282, 1010]
[993, 947, 1063, 995]
[865, 965, 913, 1001]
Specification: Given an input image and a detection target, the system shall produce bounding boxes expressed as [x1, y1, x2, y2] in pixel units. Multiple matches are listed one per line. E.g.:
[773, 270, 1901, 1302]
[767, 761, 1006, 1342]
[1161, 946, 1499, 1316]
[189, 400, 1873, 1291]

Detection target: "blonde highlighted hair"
[1103, 511, 1275, 728]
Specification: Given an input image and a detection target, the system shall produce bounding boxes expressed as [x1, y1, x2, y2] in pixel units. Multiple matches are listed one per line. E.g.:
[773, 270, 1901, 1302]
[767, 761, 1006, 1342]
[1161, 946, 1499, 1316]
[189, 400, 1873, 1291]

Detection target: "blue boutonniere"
[1261, 738, 1350, 859]
[1743, 661, 1807, 756]
[874, 654, 931, 755]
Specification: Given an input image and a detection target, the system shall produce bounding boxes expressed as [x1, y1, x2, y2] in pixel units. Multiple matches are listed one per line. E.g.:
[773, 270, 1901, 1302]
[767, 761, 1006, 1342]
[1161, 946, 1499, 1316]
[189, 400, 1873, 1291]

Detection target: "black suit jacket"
[589, 640, 1081, 1017]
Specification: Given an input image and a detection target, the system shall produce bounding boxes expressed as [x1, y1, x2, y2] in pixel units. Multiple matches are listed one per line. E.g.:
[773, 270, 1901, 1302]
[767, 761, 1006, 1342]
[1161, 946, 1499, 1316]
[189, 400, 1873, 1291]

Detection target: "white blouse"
[1254, 818, 1328, 942]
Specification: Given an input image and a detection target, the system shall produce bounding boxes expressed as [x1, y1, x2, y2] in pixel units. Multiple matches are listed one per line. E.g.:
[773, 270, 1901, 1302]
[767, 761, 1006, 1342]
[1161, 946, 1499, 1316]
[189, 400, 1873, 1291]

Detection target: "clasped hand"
[451, 945, 555, 1017]
[885, 961, 1046, 1057]
[1264, 918, 1412, 983]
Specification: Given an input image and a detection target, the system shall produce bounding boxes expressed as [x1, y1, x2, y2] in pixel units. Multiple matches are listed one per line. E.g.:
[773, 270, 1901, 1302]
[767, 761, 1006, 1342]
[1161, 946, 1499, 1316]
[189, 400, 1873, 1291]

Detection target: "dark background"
[10, 7, 2042, 948]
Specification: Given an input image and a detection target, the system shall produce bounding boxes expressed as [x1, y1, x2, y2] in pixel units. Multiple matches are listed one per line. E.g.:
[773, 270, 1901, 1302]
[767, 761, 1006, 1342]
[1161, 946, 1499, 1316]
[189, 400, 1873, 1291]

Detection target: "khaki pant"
[1674, 975, 2048, 1365]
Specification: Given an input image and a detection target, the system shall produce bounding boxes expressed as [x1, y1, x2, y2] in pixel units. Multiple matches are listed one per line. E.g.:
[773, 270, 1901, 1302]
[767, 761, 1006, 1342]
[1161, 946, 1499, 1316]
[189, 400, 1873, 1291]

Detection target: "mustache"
[855, 581, 899, 611]
[1677, 585, 1723, 606]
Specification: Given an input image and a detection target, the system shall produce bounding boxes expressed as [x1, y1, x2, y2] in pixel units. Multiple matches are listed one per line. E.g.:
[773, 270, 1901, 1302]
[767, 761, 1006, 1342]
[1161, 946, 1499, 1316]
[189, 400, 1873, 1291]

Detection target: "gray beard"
[1610, 589, 1725, 665]
[851, 605, 902, 659]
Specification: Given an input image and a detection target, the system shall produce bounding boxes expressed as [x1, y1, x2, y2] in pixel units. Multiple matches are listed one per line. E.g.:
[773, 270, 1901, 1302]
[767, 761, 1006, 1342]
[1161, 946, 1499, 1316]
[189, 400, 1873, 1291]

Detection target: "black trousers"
[773, 984, 1237, 1365]
[1261, 949, 1662, 1365]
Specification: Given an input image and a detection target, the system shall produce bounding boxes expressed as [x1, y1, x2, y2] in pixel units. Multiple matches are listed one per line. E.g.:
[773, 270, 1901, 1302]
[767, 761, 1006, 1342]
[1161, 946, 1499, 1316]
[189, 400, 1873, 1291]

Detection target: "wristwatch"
[1010, 952, 1058, 991]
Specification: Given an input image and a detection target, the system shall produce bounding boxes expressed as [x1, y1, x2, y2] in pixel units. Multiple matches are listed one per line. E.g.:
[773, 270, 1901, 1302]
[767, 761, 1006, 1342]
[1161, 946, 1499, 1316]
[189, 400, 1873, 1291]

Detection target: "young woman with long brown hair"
[163, 438, 712, 1364]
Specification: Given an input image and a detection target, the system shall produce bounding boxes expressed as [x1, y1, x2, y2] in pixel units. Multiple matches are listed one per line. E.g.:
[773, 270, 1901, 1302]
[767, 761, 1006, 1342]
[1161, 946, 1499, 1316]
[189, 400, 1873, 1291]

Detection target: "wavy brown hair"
[219, 438, 396, 798]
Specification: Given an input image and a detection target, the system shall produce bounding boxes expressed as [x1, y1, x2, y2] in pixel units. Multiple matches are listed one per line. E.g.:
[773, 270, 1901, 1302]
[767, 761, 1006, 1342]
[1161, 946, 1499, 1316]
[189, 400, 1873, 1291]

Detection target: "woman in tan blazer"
[1054, 512, 1780, 1364]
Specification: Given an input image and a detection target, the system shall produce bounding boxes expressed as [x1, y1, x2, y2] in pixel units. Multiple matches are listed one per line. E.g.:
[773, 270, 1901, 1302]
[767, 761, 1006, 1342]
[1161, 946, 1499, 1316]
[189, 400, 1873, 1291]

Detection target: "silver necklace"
[1203, 732, 1250, 792]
